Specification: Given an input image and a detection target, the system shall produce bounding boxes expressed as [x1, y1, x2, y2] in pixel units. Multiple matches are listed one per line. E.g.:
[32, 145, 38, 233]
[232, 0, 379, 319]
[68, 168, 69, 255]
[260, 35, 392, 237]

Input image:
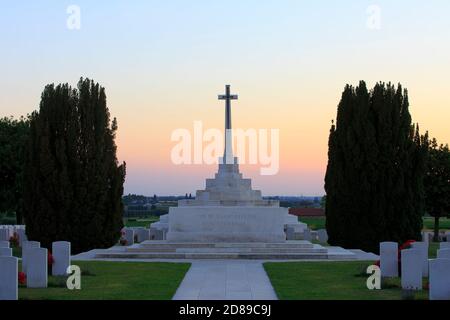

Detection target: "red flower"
[9, 232, 19, 247]
[18, 272, 26, 285]
[48, 252, 54, 266]
[399, 240, 416, 251]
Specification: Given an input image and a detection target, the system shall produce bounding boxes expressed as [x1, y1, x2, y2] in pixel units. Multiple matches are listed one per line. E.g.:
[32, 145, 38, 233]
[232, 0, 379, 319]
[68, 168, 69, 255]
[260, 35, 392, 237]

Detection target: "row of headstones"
[422, 231, 450, 243]
[0, 240, 71, 300]
[380, 241, 450, 300]
[287, 228, 328, 244]
[121, 227, 167, 246]
[0, 225, 27, 246]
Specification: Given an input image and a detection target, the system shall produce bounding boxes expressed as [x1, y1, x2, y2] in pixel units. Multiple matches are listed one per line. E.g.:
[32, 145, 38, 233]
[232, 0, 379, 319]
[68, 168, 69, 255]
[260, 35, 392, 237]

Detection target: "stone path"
[172, 261, 278, 300]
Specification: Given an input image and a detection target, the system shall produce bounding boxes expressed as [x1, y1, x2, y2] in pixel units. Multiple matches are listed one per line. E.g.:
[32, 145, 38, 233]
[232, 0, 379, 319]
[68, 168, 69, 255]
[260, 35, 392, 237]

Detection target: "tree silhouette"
[325, 81, 427, 253]
[24, 78, 126, 254]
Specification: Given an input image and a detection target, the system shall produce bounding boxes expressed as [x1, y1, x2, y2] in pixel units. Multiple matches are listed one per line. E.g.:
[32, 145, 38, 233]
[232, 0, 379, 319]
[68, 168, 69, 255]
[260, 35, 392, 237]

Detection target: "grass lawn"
[19, 261, 190, 300]
[13, 246, 22, 258]
[264, 261, 428, 300]
[422, 217, 450, 230]
[124, 216, 160, 228]
[428, 242, 440, 258]
[299, 217, 326, 230]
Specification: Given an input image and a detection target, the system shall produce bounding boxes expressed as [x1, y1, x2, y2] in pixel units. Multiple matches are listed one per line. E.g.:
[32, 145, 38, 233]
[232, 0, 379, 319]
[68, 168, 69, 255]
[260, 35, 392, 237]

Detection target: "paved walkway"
[172, 261, 278, 300]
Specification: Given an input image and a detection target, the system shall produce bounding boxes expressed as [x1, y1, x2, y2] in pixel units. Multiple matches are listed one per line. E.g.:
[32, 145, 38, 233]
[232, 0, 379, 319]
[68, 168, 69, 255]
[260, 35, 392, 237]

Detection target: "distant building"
[288, 208, 325, 217]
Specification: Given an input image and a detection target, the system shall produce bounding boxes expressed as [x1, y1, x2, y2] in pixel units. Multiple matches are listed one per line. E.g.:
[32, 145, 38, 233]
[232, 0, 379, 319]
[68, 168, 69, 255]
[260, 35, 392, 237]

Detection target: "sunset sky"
[1, 1, 449, 196]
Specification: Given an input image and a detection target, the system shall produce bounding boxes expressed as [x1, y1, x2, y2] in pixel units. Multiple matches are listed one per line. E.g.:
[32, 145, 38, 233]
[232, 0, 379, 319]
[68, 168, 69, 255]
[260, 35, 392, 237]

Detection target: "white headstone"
[0, 240, 10, 248]
[303, 229, 312, 241]
[149, 228, 165, 240]
[437, 249, 450, 260]
[0, 229, 9, 241]
[0, 256, 18, 300]
[0, 247, 12, 256]
[421, 231, 432, 245]
[440, 242, 450, 250]
[429, 259, 450, 300]
[136, 228, 150, 243]
[401, 249, 422, 290]
[22, 241, 40, 273]
[411, 242, 429, 277]
[17, 229, 27, 247]
[125, 229, 134, 246]
[285, 226, 295, 240]
[380, 242, 398, 277]
[27, 247, 48, 288]
[317, 229, 328, 243]
[52, 241, 71, 276]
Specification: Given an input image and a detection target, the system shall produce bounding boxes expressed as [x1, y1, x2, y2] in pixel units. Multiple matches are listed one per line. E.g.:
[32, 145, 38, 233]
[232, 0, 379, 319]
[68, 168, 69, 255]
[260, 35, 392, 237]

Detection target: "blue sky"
[1, 1, 449, 196]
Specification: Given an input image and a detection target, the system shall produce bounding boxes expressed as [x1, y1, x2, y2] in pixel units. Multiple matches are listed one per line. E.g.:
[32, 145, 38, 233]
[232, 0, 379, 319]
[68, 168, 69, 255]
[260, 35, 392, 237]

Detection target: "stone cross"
[218, 85, 238, 163]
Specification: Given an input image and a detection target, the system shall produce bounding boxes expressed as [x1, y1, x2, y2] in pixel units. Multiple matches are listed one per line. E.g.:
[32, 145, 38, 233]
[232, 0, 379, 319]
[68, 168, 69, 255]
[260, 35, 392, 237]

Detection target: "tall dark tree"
[424, 138, 450, 241]
[23, 78, 126, 254]
[325, 81, 427, 253]
[0, 116, 30, 223]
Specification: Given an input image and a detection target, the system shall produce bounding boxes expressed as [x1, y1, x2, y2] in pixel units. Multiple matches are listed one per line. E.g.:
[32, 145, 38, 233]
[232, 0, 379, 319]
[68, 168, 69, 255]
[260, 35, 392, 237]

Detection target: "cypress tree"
[0, 116, 30, 224]
[325, 81, 426, 253]
[424, 138, 450, 241]
[23, 78, 126, 254]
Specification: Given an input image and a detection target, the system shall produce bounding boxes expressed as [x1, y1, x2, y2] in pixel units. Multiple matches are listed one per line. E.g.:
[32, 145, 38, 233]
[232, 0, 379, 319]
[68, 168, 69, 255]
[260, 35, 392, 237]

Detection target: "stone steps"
[137, 241, 315, 249]
[95, 251, 331, 260]
[92, 241, 356, 261]
[127, 247, 328, 254]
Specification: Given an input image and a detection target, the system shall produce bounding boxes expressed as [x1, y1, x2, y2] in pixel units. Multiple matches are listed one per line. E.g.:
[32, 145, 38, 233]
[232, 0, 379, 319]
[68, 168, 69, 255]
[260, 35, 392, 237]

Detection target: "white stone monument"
[401, 249, 422, 290]
[0, 256, 18, 300]
[437, 249, 450, 260]
[411, 242, 429, 277]
[0, 247, 12, 256]
[22, 241, 40, 273]
[380, 242, 398, 277]
[166, 85, 303, 243]
[429, 259, 450, 300]
[27, 247, 48, 288]
[52, 241, 71, 276]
